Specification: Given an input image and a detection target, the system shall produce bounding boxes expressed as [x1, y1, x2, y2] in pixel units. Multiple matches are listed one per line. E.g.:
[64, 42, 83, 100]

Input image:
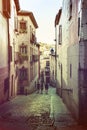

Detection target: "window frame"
[78, 17, 80, 37]
[20, 45, 27, 54]
[19, 19, 27, 33]
[59, 25, 62, 45]
[69, 0, 72, 21]
[14, 17, 18, 32]
[70, 64, 72, 78]
[19, 67, 28, 80]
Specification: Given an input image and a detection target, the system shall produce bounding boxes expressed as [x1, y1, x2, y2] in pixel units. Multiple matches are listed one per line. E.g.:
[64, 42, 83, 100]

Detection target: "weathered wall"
[56, 0, 80, 120]
[0, 0, 9, 103]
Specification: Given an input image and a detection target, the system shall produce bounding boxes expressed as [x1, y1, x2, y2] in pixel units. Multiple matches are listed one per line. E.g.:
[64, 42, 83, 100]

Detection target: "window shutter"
[14, 17, 18, 32]
[59, 25, 62, 45]
[3, 0, 11, 18]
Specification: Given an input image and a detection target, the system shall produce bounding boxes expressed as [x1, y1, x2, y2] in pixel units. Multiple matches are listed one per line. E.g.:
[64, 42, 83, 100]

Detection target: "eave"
[17, 10, 38, 28]
[14, 0, 20, 11]
[55, 8, 62, 27]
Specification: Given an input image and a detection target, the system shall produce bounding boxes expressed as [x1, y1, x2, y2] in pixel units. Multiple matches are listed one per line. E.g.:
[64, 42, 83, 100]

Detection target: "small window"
[45, 71, 50, 76]
[46, 61, 50, 66]
[30, 26, 32, 39]
[70, 64, 72, 78]
[20, 21, 26, 30]
[59, 25, 62, 45]
[19, 67, 28, 80]
[10, 46, 12, 62]
[69, 0, 72, 20]
[14, 17, 18, 32]
[4, 77, 9, 94]
[20, 44, 27, 54]
[19, 19, 27, 33]
[78, 17, 80, 36]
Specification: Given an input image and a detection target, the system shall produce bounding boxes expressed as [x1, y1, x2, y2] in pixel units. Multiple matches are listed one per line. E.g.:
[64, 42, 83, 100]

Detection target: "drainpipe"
[7, 18, 10, 100]
[55, 24, 57, 89]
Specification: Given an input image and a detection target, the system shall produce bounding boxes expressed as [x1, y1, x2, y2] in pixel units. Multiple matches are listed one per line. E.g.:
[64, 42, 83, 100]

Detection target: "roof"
[55, 8, 62, 27]
[14, 0, 20, 11]
[17, 10, 38, 28]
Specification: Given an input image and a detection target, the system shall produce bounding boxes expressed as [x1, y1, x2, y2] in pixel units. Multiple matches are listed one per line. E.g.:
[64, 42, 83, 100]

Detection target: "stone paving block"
[36, 126, 56, 130]
[0, 87, 78, 130]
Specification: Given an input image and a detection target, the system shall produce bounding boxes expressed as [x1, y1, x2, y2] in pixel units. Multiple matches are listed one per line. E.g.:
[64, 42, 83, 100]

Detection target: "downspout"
[55, 24, 57, 89]
[7, 18, 10, 100]
[38, 44, 40, 78]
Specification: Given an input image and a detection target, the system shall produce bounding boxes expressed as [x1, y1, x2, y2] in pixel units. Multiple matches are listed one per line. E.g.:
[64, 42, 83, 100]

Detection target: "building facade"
[16, 10, 39, 94]
[50, 48, 56, 87]
[9, 0, 20, 99]
[0, 0, 21, 103]
[0, 0, 40, 103]
[55, 0, 87, 124]
[0, 0, 10, 104]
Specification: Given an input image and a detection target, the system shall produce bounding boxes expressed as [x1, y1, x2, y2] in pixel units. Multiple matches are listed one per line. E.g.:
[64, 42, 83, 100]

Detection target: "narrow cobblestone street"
[0, 87, 87, 130]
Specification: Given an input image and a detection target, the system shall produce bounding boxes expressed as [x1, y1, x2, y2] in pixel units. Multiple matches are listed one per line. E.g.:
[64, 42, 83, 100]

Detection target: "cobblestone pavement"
[0, 87, 87, 130]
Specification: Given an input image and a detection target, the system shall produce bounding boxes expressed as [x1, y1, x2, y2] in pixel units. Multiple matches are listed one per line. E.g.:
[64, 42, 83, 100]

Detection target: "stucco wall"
[56, 0, 87, 123]
[0, 0, 9, 103]
[56, 0, 80, 120]
[0, 14, 8, 67]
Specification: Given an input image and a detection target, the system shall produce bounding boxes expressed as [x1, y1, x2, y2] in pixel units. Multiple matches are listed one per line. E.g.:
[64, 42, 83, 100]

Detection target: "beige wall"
[56, 0, 87, 122]
[56, 0, 80, 119]
[17, 13, 39, 94]
[9, 0, 19, 98]
[50, 55, 55, 86]
[0, 14, 8, 67]
[0, 0, 9, 103]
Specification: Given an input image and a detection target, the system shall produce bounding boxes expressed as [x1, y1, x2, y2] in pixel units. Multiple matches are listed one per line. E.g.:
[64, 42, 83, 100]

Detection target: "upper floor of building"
[55, 0, 87, 48]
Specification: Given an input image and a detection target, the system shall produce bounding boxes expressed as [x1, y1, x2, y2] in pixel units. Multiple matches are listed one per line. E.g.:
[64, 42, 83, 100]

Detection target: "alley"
[0, 87, 85, 130]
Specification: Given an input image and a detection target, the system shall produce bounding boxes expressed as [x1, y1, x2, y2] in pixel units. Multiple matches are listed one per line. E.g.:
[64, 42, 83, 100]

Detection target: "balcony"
[19, 29, 27, 33]
[15, 52, 19, 64]
[30, 55, 33, 63]
[33, 55, 39, 62]
[19, 53, 28, 64]
[30, 34, 36, 44]
[30, 55, 39, 63]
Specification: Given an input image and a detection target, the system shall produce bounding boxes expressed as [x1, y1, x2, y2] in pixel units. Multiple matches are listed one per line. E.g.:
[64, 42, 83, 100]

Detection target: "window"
[30, 26, 32, 39]
[78, 17, 80, 36]
[45, 71, 50, 76]
[14, 17, 18, 32]
[4, 77, 9, 94]
[69, 0, 72, 20]
[70, 64, 72, 78]
[20, 44, 27, 54]
[30, 32, 36, 43]
[19, 19, 27, 33]
[46, 61, 50, 66]
[20, 22, 26, 30]
[10, 46, 12, 62]
[30, 65, 33, 81]
[19, 45, 28, 63]
[19, 67, 28, 80]
[59, 25, 62, 45]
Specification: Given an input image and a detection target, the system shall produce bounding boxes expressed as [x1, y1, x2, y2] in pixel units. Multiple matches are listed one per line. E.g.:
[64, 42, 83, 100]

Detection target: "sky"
[19, 0, 63, 44]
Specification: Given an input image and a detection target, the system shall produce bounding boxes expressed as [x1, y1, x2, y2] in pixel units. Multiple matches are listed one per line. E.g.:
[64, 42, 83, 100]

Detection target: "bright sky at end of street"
[19, 0, 63, 44]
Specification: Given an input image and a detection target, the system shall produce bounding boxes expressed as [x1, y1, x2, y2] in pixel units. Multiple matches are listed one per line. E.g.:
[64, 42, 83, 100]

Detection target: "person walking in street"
[36, 78, 40, 93]
[45, 83, 49, 94]
[40, 80, 44, 94]
[40, 71, 44, 94]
